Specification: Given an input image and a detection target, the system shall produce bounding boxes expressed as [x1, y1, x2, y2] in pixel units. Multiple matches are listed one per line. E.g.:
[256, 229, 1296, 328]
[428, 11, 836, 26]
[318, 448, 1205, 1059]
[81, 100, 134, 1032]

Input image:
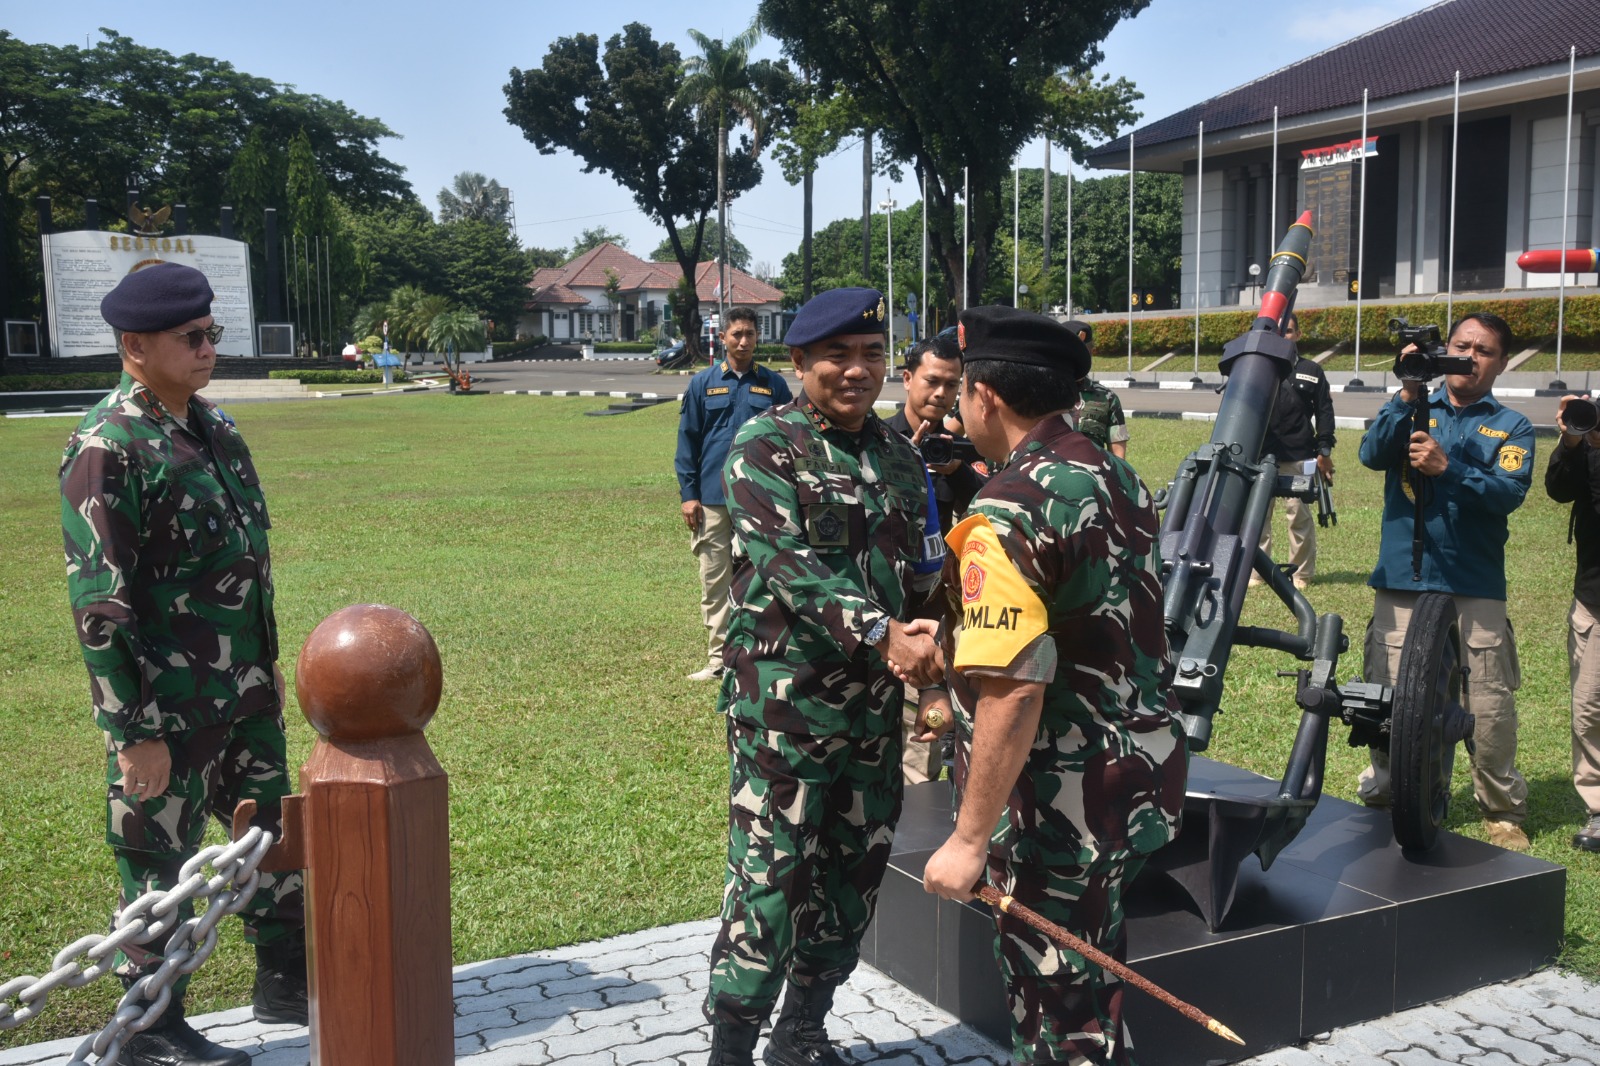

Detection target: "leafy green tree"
[283, 129, 359, 345]
[526, 245, 568, 270]
[774, 202, 924, 309]
[651, 219, 750, 271]
[570, 225, 629, 258]
[439, 218, 533, 336]
[1056, 171, 1182, 313]
[0, 29, 409, 320]
[757, 0, 1143, 319]
[438, 172, 512, 226]
[504, 24, 760, 357]
[344, 198, 446, 308]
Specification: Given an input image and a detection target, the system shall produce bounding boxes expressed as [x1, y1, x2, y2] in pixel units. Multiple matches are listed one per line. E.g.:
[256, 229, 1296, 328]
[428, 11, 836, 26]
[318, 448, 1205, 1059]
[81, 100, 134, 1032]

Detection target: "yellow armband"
[944, 513, 1048, 672]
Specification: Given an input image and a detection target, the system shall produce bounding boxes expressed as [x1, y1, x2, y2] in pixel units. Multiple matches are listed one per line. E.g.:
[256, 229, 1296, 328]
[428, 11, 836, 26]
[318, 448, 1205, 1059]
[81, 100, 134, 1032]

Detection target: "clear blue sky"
[9, 0, 1436, 272]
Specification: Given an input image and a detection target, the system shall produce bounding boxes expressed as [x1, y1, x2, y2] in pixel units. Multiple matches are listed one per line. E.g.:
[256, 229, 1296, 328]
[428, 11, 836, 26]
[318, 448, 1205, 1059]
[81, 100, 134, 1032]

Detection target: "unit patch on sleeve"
[1497, 444, 1528, 472]
[944, 513, 1048, 672]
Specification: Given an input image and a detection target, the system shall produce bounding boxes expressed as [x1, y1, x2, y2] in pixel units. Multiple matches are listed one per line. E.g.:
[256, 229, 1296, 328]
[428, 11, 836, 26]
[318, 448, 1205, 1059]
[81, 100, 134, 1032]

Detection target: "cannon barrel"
[1161, 212, 1312, 749]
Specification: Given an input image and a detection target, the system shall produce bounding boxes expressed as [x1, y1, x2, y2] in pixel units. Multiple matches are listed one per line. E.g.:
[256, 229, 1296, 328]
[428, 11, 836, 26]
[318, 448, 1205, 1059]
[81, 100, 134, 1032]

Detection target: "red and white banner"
[1300, 136, 1379, 170]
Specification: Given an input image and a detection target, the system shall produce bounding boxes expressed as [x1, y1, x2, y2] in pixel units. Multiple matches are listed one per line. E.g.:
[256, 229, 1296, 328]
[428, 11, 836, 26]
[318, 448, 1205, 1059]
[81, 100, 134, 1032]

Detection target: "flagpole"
[963, 166, 970, 311]
[1353, 89, 1369, 386]
[1013, 164, 1020, 306]
[1066, 155, 1074, 315]
[1270, 106, 1279, 238]
[1554, 44, 1577, 390]
[1194, 121, 1203, 377]
[1447, 71, 1461, 325]
[1127, 132, 1135, 376]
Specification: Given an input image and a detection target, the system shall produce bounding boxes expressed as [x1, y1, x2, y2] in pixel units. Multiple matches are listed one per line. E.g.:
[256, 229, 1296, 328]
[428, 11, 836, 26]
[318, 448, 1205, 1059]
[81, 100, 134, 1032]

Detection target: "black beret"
[1062, 319, 1094, 344]
[957, 306, 1091, 378]
[784, 286, 887, 348]
[101, 261, 214, 333]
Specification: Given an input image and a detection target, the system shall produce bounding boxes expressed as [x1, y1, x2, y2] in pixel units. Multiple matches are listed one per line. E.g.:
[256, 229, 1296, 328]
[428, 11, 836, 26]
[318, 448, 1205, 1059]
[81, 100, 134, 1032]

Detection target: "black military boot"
[251, 936, 308, 1026]
[708, 1019, 761, 1066]
[764, 982, 844, 1066]
[117, 995, 249, 1066]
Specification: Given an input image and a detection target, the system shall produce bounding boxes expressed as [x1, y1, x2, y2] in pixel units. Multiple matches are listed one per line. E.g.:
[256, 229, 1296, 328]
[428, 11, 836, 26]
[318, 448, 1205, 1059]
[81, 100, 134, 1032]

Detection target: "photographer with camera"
[888, 333, 987, 533]
[1356, 312, 1534, 851]
[1546, 393, 1600, 853]
[887, 332, 985, 782]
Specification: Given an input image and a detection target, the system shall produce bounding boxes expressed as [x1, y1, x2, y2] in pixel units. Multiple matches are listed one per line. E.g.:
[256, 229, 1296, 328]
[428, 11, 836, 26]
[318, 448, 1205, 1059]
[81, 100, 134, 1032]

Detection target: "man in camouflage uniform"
[60, 262, 306, 1066]
[1064, 321, 1128, 458]
[922, 306, 1186, 1065]
[705, 287, 944, 1066]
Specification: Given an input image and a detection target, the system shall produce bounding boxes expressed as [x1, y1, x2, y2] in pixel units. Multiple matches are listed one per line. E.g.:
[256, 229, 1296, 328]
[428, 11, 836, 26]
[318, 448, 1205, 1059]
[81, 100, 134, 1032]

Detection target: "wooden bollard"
[293, 604, 450, 1066]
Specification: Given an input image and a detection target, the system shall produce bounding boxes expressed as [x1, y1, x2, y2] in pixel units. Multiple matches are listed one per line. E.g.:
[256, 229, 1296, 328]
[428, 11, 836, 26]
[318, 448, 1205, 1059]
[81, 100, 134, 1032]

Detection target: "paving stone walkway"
[2, 918, 1595, 1065]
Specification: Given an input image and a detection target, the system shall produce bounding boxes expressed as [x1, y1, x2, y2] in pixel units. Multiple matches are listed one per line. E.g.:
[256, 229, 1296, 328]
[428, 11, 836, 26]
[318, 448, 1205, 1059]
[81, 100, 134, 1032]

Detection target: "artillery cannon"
[1152, 212, 1476, 929]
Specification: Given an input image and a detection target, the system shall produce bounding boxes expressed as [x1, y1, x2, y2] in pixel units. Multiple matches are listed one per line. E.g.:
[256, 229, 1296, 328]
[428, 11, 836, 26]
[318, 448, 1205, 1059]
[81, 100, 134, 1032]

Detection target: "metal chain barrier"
[0, 826, 273, 1065]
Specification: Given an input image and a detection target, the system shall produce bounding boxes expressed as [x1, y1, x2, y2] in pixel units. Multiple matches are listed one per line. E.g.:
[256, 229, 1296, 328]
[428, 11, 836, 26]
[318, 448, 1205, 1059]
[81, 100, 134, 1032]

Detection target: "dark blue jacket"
[1359, 388, 1533, 600]
[675, 361, 793, 506]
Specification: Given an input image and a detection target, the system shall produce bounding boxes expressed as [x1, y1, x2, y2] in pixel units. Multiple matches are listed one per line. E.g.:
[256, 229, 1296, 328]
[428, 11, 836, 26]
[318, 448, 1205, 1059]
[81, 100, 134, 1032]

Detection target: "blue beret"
[783, 287, 887, 348]
[957, 306, 1091, 378]
[100, 261, 214, 333]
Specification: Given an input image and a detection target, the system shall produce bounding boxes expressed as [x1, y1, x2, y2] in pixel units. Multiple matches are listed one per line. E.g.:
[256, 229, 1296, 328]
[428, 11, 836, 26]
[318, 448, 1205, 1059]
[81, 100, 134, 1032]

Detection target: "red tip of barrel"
[1295, 210, 1313, 226]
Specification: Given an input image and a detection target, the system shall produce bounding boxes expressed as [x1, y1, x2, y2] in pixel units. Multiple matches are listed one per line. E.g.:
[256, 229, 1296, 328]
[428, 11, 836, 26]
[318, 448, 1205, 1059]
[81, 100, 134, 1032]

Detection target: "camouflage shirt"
[943, 414, 1185, 865]
[1074, 380, 1128, 449]
[61, 373, 279, 748]
[719, 393, 934, 737]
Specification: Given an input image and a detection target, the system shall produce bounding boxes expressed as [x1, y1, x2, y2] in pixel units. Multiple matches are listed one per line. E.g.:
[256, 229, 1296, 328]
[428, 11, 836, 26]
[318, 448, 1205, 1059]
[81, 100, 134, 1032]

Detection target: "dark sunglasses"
[163, 324, 225, 350]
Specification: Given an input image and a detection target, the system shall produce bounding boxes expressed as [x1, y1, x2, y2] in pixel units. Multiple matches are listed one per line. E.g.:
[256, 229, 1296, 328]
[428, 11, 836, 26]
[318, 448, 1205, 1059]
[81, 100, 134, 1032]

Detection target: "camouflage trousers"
[106, 711, 304, 996]
[705, 719, 903, 1027]
[987, 848, 1145, 1065]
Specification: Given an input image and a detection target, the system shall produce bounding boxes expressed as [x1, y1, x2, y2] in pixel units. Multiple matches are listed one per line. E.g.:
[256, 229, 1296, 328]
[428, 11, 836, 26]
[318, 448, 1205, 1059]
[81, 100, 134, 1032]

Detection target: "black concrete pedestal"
[863, 759, 1565, 1064]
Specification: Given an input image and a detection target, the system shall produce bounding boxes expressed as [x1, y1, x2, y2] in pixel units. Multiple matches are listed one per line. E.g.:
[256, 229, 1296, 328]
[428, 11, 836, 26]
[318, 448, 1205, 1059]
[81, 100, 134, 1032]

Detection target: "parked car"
[656, 341, 693, 371]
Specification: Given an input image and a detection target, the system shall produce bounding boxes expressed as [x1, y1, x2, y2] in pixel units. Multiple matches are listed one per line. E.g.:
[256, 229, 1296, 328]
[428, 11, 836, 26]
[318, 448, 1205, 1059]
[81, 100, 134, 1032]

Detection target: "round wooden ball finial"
[296, 604, 442, 741]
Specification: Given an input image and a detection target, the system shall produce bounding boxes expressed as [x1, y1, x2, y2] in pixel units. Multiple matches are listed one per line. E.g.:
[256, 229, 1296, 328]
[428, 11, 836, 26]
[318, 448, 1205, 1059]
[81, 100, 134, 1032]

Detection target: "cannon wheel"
[1391, 592, 1465, 851]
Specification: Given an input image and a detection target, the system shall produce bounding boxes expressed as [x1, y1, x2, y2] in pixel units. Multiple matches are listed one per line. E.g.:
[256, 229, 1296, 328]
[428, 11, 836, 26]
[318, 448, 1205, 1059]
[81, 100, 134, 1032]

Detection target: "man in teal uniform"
[676, 306, 794, 681]
[1356, 312, 1534, 850]
[921, 306, 1185, 1065]
[704, 287, 943, 1066]
[60, 262, 306, 1066]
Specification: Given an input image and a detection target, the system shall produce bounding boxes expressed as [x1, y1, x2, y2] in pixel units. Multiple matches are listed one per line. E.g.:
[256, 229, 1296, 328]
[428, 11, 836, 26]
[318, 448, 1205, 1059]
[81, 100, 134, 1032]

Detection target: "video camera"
[1387, 317, 1475, 382]
[919, 434, 981, 467]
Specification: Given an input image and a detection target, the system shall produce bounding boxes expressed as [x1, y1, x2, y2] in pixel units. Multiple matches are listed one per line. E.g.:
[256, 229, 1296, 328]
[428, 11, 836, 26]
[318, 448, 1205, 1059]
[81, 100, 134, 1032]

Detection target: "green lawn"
[0, 396, 1594, 1047]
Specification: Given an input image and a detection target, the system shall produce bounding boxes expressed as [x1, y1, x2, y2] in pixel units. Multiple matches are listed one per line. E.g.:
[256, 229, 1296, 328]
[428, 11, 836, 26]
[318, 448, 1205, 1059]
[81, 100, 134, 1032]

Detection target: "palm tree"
[438, 172, 512, 226]
[428, 308, 487, 388]
[675, 22, 764, 330]
[385, 286, 450, 369]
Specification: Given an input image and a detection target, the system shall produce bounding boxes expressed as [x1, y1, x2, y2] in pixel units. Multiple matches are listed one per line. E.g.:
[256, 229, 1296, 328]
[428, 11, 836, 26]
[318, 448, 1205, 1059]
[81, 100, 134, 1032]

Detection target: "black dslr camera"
[1387, 317, 1475, 382]
[919, 434, 981, 466]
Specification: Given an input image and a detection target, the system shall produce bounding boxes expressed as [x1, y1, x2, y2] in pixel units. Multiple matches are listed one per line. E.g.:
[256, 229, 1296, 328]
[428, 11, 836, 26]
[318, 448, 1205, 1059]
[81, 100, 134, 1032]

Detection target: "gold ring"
[924, 708, 945, 730]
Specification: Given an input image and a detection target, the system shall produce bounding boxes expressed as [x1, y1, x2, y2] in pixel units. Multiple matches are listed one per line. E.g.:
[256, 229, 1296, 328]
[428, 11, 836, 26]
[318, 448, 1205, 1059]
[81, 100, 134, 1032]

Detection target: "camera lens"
[1566, 397, 1600, 435]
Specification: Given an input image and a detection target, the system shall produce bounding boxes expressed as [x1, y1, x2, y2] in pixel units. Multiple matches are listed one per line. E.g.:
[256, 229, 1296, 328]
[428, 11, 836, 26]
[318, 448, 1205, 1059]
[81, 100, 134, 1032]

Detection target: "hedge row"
[0, 373, 121, 392]
[1090, 294, 1600, 355]
[492, 337, 548, 358]
[267, 370, 410, 384]
[595, 342, 656, 353]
